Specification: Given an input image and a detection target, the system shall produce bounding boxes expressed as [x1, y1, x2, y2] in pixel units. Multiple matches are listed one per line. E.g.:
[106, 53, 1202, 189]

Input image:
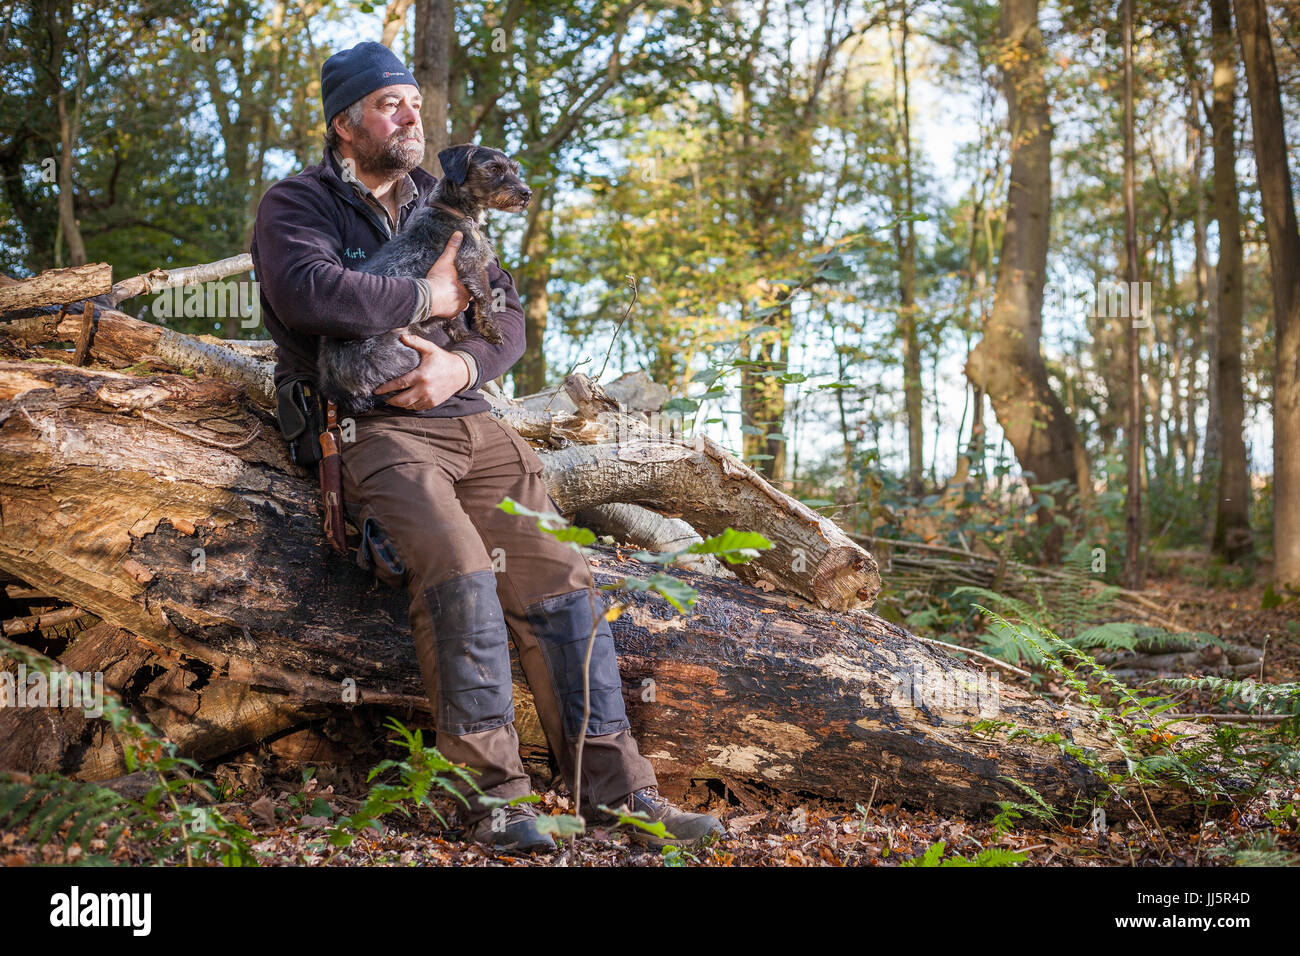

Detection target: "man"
[250, 41, 724, 854]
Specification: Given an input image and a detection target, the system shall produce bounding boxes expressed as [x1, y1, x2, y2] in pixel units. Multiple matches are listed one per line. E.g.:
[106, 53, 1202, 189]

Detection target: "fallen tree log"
[0, 304, 883, 610]
[1, 303, 275, 407]
[0, 263, 112, 313]
[0, 357, 1142, 813]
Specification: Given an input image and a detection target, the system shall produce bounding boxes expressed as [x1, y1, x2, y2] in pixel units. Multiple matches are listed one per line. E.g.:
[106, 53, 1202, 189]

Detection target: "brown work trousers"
[339, 408, 657, 824]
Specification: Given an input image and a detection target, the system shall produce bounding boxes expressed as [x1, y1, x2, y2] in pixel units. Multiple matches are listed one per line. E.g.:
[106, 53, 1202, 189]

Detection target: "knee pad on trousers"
[422, 570, 515, 736]
[524, 588, 631, 739]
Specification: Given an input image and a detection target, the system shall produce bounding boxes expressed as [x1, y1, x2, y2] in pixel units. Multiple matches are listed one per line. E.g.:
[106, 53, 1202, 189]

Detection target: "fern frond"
[0, 773, 137, 862]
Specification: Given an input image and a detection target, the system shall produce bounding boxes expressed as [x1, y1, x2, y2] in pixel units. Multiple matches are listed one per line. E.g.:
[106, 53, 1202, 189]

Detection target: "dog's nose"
[521, 188, 533, 201]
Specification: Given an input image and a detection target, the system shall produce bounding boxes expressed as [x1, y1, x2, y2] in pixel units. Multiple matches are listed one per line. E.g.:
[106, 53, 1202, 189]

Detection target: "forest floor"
[2, 575, 1297, 868]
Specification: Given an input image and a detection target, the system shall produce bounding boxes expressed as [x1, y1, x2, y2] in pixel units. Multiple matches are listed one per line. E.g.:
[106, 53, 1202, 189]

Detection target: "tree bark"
[965, 0, 1088, 554]
[413, 0, 453, 171]
[515, 190, 553, 395]
[1122, 0, 1145, 591]
[1210, 0, 1254, 561]
[891, 0, 924, 496]
[1234, 0, 1300, 588]
[0, 622, 325, 780]
[0, 263, 110, 313]
[53, 29, 87, 268]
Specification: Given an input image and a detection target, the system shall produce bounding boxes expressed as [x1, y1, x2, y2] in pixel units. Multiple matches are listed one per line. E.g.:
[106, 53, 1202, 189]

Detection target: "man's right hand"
[425, 231, 471, 319]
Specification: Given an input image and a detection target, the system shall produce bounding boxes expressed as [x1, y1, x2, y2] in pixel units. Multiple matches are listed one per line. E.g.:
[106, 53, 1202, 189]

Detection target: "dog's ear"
[437, 144, 478, 185]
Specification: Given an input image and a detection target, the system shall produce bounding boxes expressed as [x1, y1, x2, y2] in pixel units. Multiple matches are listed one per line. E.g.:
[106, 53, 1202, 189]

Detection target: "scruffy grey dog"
[317, 143, 532, 415]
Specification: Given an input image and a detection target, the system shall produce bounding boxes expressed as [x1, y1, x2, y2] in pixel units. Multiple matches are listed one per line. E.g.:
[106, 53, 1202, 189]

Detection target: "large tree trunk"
[1210, 0, 1254, 562]
[0, 347, 1149, 812]
[965, 0, 1088, 553]
[413, 0, 454, 171]
[1234, 0, 1300, 589]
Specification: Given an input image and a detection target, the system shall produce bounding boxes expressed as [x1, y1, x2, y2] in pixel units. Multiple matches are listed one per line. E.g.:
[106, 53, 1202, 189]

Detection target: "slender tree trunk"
[1235, 0, 1300, 587]
[891, 1, 923, 496]
[1210, 0, 1253, 560]
[1188, 68, 1212, 491]
[965, 0, 1087, 558]
[740, 327, 789, 483]
[52, 23, 86, 267]
[413, 0, 453, 172]
[1121, 0, 1144, 590]
[515, 189, 553, 394]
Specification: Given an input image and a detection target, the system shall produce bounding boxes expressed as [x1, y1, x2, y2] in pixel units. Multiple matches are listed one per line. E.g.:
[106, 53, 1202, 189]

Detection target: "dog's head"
[437, 144, 532, 213]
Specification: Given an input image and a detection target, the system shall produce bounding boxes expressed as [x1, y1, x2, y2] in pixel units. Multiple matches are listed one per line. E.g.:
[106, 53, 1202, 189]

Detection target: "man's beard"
[351, 124, 423, 178]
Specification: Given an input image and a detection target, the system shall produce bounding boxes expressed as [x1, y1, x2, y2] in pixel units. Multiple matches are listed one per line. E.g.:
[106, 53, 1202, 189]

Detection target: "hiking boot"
[601, 787, 726, 849]
[465, 802, 556, 855]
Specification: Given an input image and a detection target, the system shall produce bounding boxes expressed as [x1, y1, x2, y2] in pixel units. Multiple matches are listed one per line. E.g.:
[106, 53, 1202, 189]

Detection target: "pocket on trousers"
[355, 507, 407, 588]
[492, 415, 546, 475]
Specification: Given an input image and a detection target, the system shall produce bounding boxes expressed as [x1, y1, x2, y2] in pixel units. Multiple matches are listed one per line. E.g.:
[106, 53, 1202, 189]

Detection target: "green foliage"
[595, 803, 672, 841]
[954, 542, 1224, 667]
[966, 601, 1300, 840]
[989, 781, 1064, 836]
[1207, 831, 1300, 867]
[661, 844, 700, 867]
[532, 813, 587, 838]
[327, 717, 480, 852]
[901, 840, 1027, 867]
[632, 527, 771, 566]
[497, 497, 597, 547]
[501, 496, 770, 613]
[0, 773, 135, 865]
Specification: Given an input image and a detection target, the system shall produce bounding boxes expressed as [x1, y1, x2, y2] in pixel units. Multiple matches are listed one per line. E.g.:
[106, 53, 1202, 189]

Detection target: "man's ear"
[438, 144, 478, 185]
[330, 112, 352, 145]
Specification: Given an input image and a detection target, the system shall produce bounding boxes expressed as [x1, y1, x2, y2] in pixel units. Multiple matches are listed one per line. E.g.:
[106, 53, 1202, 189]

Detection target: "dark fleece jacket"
[250, 149, 526, 418]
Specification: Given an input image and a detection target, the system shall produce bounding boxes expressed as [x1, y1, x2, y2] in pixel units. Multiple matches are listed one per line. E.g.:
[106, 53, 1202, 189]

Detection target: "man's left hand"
[374, 333, 471, 411]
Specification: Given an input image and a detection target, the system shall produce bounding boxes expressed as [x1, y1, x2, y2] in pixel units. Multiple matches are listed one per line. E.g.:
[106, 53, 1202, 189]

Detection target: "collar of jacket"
[317, 149, 438, 237]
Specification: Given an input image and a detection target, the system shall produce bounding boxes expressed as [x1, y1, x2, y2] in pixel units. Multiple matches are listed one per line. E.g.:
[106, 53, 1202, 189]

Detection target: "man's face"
[338, 84, 423, 178]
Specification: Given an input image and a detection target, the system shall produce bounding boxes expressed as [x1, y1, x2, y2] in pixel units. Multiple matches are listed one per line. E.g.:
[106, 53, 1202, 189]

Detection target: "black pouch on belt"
[274, 378, 327, 467]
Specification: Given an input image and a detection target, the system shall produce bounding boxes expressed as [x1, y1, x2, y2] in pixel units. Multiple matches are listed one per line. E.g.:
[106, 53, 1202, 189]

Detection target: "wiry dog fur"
[317, 144, 532, 415]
